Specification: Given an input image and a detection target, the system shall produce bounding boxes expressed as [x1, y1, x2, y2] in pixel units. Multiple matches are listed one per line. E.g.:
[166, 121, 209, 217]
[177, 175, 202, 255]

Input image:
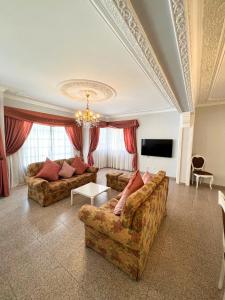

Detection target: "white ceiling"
[0, 0, 175, 116]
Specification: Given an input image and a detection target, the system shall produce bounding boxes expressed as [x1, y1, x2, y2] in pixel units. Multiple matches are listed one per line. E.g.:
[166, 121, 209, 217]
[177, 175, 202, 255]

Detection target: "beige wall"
[193, 105, 225, 186]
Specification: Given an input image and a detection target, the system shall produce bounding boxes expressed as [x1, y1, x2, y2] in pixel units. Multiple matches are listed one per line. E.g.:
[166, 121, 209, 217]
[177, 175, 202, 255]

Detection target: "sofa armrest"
[86, 166, 99, 173]
[26, 176, 49, 191]
[79, 205, 140, 251]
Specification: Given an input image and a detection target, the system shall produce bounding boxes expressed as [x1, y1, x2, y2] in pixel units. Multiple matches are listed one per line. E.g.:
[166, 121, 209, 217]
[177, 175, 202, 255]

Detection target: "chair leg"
[196, 177, 199, 189]
[210, 177, 213, 190]
[218, 257, 225, 290]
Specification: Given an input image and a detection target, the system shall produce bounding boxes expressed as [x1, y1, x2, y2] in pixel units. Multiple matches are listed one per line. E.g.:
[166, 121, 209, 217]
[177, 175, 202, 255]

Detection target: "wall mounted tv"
[141, 139, 173, 158]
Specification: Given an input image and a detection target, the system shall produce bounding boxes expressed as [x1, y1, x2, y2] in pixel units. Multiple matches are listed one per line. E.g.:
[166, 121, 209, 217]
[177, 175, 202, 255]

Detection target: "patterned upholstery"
[106, 172, 132, 192]
[26, 158, 98, 207]
[79, 171, 169, 280]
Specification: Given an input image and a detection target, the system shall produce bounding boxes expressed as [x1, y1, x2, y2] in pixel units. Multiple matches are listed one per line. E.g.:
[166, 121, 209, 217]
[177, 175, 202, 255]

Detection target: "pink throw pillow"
[142, 171, 153, 184]
[58, 161, 75, 178]
[35, 158, 61, 181]
[71, 156, 88, 175]
[114, 170, 144, 216]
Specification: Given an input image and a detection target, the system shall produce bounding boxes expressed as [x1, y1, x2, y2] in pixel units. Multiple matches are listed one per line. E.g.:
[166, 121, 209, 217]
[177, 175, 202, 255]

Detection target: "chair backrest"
[192, 155, 205, 171]
[218, 191, 225, 243]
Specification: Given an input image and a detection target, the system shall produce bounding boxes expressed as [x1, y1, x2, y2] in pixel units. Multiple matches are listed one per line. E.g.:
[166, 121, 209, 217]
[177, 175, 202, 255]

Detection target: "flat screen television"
[141, 139, 173, 158]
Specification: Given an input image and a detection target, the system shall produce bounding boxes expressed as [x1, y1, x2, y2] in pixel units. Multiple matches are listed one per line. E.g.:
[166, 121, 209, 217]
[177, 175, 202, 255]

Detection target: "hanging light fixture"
[75, 93, 100, 127]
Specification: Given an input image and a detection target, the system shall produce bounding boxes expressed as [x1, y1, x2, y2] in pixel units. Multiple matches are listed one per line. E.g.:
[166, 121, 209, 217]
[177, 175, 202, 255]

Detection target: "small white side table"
[71, 182, 111, 206]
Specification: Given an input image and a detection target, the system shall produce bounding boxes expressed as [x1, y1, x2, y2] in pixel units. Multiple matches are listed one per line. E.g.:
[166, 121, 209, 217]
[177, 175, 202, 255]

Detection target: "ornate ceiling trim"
[208, 22, 225, 100]
[58, 79, 116, 102]
[199, 0, 225, 103]
[89, 0, 182, 112]
[108, 108, 177, 119]
[169, 0, 193, 111]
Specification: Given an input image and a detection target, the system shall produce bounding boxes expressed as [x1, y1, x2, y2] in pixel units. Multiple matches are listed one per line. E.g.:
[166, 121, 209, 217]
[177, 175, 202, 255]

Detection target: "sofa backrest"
[121, 171, 167, 229]
[26, 158, 74, 177]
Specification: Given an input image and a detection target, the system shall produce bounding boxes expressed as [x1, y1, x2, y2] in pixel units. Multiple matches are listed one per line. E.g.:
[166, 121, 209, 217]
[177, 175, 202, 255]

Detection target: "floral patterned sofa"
[26, 158, 98, 207]
[106, 171, 131, 192]
[79, 171, 169, 280]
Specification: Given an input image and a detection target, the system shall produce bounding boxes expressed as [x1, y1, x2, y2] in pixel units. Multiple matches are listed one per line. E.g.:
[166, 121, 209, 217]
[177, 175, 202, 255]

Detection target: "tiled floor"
[0, 168, 224, 299]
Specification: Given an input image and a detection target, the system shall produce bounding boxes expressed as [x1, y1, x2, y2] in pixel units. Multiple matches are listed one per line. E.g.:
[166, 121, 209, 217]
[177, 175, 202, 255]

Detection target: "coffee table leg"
[91, 196, 94, 206]
[71, 190, 74, 206]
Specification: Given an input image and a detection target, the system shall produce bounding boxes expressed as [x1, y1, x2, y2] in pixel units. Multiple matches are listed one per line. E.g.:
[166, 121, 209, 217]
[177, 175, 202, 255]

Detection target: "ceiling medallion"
[58, 79, 116, 102]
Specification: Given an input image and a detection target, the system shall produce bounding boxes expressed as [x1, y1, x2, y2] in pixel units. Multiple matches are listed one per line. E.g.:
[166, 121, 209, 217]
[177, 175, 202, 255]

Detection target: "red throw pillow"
[71, 156, 88, 175]
[114, 170, 144, 215]
[35, 158, 61, 181]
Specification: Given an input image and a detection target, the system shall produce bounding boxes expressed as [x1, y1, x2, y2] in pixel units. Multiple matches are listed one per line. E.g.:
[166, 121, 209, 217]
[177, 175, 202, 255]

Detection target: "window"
[21, 124, 76, 167]
[93, 127, 132, 171]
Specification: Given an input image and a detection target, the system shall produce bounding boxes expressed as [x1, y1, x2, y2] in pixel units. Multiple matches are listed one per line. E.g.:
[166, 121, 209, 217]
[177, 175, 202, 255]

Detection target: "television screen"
[141, 139, 173, 158]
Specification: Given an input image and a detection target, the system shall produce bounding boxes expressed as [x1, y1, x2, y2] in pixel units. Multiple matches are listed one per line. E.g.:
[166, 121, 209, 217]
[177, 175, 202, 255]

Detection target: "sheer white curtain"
[93, 127, 133, 171]
[8, 124, 76, 188]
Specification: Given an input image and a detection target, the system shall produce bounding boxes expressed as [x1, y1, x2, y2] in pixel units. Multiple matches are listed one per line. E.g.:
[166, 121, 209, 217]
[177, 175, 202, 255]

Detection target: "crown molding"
[199, 0, 225, 103]
[89, 0, 182, 112]
[169, 0, 193, 111]
[107, 108, 177, 119]
[196, 100, 225, 108]
[5, 93, 73, 114]
[186, 0, 203, 107]
[208, 22, 225, 99]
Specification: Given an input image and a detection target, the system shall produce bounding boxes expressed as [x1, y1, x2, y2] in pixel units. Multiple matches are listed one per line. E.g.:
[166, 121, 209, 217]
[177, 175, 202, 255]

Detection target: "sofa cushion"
[100, 198, 118, 213]
[59, 161, 75, 178]
[114, 171, 144, 216]
[118, 174, 131, 183]
[71, 156, 88, 175]
[35, 158, 61, 181]
[62, 173, 94, 189]
[48, 180, 69, 192]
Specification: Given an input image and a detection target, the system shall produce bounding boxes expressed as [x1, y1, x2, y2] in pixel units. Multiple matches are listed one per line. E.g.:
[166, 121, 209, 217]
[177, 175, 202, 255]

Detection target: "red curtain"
[88, 127, 100, 166]
[88, 119, 139, 169]
[0, 130, 9, 197]
[5, 106, 83, 156]
[65, 125, 83, 158]
[4, 106, 75, 126]
[5, 116, 33, 156]
[124, 127, 138, 170]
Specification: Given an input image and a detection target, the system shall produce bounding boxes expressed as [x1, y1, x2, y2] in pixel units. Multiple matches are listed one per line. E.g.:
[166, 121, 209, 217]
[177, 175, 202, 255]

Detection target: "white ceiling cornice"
[196, 100, 225, 108]
[89, 0, 182, 112]
[107, 108, 177, 119]
[199, 0, 225, 103]
[5, 93, 73, 113]
[169, 0, 193, 111]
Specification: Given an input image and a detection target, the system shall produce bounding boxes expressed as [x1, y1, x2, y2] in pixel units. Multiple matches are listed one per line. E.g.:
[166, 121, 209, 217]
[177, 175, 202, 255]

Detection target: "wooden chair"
[218, 191, 225, 300]
[191, 155, 213, 189]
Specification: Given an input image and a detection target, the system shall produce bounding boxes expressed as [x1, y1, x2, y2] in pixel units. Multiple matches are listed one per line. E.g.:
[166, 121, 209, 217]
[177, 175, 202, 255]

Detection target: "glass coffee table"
[71, 182, 111, 206]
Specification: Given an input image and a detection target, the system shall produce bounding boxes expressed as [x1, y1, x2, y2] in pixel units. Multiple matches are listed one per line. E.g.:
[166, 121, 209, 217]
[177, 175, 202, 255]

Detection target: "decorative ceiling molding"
[185, 0, 204, 107]
[169, 0, 193, 111]
[5, 93, 73, 114]
[58, 79, 116, 102]
[199, 0, 225, 103]
[196, 100, 225, 108]
[108, 108, 177, 119]
[208, 22, 225, 99]
[89, 0, 182, 112]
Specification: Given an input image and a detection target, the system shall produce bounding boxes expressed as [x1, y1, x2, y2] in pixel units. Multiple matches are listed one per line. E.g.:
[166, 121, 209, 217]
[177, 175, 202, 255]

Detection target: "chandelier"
[75, 93, 100, 127]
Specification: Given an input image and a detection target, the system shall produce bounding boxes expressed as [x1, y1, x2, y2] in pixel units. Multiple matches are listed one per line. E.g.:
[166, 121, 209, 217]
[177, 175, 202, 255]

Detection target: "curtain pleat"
[0, 130, 9, 196]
